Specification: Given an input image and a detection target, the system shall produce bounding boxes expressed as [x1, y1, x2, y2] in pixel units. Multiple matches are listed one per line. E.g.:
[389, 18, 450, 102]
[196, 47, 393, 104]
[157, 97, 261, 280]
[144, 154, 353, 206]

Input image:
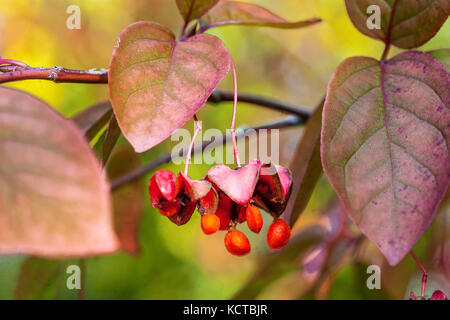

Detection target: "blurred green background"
[0, 0, 448, 299]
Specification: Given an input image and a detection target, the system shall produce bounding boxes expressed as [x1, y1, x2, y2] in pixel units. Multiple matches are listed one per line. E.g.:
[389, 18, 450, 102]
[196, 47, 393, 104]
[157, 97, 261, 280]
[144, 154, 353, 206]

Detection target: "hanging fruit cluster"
[149, 159, 293, 256]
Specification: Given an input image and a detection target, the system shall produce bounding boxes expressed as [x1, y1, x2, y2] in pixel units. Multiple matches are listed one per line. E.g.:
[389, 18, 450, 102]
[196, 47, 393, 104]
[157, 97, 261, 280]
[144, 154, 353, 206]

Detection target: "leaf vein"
[388, 71, 447, 108]
[389, 102, 448, 150]
[329, 85, 380, 145]
[115, 55, 170, 79]
[391, 140, 438, 181]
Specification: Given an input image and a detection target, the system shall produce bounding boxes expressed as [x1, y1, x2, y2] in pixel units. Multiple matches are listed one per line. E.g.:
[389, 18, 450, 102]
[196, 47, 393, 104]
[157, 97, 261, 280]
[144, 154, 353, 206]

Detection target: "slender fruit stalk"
[184, 114, 202, 175]
[410, 251, 428, 299]
[229, 59, 241, 168]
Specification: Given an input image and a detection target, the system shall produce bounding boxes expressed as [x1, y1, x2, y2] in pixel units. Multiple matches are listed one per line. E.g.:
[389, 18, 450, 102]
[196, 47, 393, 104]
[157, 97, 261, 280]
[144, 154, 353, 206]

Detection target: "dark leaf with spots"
[321, 51, 449, 265]
[345, 0, 450, 49]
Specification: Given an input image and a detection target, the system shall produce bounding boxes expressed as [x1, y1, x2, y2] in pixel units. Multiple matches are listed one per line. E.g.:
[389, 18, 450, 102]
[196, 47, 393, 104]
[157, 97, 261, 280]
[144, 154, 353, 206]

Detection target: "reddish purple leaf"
[284, 100, 324, 227]
[203, 0, 321, 29]
[108, 21, 231, 153]
[302, 203, 347, 276]
[207, 159, 261, 205]
[345, 0, 449, 49]
[0, 87, 119, 257]
[176, 0, 219, 21]
[71, 101, 112, 141]
[14, 257, 65, 299]
[321, 51, 450, 266]
[101, 114, 121, 166]
[303, 244, 327, 276]
[429, 189, 450, 281]
[108, 147, 144, 254]
[428, 48, 450, 72]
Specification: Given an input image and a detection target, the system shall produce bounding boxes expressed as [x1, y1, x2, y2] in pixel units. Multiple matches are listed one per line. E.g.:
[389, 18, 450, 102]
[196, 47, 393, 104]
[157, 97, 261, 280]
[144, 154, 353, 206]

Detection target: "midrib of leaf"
[384, 0, 399, 45]
[116, 55, 169, 80]
[380, 61, 397, 207]
[184, 0, 196, 22]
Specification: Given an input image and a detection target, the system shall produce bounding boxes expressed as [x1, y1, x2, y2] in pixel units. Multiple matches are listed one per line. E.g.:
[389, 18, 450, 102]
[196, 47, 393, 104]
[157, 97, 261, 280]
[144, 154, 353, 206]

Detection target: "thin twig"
[209, 89, 311, 120]
[110, 115, 302, 190]
[0, 66, 108, 84]
[0, 58, 28, 68]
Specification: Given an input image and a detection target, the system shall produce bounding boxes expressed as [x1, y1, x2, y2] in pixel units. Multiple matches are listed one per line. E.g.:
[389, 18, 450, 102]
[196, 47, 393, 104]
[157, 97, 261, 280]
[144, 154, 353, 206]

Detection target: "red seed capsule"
[246, 204, 263, 234]
[215, 207, 231, 230]
[237, 206, 247, 223]
[224, 230, 251, 256]
[267, 219, 291, 249]
[158, 201, 181, 217]
[430, 290, 448, 300]
[201, 214, 220, 235]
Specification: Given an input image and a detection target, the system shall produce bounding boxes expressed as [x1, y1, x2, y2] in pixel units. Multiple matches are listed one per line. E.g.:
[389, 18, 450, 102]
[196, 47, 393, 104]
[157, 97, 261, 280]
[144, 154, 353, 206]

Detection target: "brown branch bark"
[0, 67, 108, 83]
[209, 89, 311, 120]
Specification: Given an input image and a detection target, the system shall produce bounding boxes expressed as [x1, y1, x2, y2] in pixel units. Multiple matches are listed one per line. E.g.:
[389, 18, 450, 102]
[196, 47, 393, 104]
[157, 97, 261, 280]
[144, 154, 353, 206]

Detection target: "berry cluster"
[149, 159, 293, 256]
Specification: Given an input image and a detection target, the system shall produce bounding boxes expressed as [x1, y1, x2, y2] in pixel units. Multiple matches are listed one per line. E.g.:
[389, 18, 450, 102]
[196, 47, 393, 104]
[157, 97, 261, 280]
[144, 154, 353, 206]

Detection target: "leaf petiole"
[410, 250, 428, 299]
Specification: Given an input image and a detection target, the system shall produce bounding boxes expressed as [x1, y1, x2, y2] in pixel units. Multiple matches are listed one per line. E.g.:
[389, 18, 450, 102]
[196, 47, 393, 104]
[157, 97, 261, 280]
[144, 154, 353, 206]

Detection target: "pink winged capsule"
[206, 159, 262, 205]
[252, 163, 293, 216]
[206, 160, 262, 230]
[149, 170, 217, 225]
